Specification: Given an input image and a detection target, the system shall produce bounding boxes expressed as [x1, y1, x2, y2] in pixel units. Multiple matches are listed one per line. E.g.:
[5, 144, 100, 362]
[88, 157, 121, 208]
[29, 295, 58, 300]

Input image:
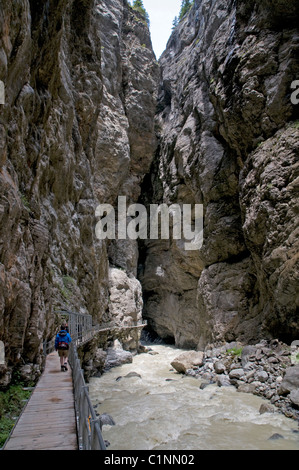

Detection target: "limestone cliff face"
[140, 0, 299, 348]
[0, 0, 158, 385]
[0, 0, 298, 386]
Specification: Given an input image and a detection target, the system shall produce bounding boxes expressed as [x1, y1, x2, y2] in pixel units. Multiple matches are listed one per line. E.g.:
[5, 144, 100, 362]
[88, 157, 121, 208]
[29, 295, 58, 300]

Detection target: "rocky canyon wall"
[139, 0, 299, 349]
[0, 0, 158, 385]
[0, 0, 298, 386]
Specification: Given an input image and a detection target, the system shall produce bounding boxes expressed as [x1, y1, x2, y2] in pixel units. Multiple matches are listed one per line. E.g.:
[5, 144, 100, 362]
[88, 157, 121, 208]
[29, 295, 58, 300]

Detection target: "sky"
[136, 0, 183, 59]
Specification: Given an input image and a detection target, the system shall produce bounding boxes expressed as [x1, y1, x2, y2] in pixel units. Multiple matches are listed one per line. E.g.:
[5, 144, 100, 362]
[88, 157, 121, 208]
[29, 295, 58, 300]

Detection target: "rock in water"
[259, 403, 275, 415]
[124, 372, 142, 379]
[268, 434, 284, 441]
[99, 413, 116, 430]
[105, 346, 133, 370]
[171, 351, 204, 374]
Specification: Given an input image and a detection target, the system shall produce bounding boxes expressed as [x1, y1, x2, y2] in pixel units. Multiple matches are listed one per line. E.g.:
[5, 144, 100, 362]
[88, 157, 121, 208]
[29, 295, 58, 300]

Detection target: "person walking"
[55, 325, 72, 371]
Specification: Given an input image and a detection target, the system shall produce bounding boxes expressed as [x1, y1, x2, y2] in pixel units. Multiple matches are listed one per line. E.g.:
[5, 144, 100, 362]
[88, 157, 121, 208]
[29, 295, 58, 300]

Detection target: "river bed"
[89, 343, 299, 450]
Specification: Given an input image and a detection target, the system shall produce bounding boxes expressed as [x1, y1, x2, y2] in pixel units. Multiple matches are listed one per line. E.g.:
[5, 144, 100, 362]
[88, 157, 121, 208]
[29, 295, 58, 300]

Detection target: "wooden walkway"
[4, 352, 78, 450]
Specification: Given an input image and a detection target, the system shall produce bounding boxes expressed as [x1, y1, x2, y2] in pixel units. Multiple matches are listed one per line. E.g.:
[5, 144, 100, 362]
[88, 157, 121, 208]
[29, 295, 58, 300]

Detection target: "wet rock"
[98, 413, 116, 430]
[186, 369, 198, 377]
[259, 403, 275, 414]
[217, 375, 231, 388]
[199, 382, 212, 390]
[124, 372, 142, 379]
[237, 383, 257, 394]
[138, 344, 150, 354]
[105, 345, 133, 370]
[171, 351, 204, 374]
[268, 433, 284, 441]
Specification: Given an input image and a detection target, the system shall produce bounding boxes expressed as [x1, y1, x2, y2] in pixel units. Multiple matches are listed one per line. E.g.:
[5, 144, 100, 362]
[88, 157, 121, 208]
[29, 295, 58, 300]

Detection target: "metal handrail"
[69, 342, 106, 450]
[42, 312, 147, 449]
[43, 311, 106, 450]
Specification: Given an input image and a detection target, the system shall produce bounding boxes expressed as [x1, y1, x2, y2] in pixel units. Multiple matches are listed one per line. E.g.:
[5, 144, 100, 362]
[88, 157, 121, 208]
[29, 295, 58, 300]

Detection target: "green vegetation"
[172, 1, 194, 30]
[59, 275, 75, 300]
[226, 347, 243, 358]
[178, 0, 194, 21]
[62, 275, 75, 288]
[20, 193, 31, 212]
[0, 385, 32, 448]
[131, 0, 150, 26]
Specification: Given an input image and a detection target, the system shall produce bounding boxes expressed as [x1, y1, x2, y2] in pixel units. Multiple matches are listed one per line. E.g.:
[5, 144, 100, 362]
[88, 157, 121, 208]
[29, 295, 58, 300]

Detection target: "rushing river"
[89, 343, 299, 451]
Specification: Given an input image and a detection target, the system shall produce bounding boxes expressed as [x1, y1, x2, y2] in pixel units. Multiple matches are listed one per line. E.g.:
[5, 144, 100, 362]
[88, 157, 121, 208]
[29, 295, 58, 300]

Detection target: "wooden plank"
[4, 352, 78, 450]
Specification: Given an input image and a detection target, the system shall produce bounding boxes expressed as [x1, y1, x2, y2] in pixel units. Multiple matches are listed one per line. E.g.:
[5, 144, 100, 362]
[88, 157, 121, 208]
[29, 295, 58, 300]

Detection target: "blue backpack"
[57, 330, 70, 350]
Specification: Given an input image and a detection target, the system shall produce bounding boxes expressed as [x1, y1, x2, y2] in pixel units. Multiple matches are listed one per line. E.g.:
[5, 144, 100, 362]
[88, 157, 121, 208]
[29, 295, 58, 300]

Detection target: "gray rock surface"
[279, 366, 299, 395]
[171, 350, 204, 374]
[0, 0, 158, 385]
[139, 0, 299, 348]
[0, 0, 298, 388]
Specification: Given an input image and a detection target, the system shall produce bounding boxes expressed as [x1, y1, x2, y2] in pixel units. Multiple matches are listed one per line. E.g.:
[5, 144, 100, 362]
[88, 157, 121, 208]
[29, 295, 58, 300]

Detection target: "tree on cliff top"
[179, 0, 194, 20]
[132, 0, 150, 26]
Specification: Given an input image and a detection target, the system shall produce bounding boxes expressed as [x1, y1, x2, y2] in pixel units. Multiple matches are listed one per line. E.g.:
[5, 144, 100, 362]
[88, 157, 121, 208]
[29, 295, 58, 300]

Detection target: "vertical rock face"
[0, 0, 158, 384]
[0, 0, 298, 385]
[140, 0, 299, 348]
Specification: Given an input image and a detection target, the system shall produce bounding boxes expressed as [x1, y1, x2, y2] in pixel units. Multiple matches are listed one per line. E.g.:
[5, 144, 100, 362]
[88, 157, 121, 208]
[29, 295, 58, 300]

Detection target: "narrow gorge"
[0, 0, 298, 433]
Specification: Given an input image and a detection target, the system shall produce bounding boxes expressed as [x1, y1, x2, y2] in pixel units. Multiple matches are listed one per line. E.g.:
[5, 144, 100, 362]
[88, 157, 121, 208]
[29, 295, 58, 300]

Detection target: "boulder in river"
[171, 351, 204, 374]
[278, 365, 299, 395]
[105, 341, 133, 370]
[259, 403, 275, 414]
[289, 390, 299, 408]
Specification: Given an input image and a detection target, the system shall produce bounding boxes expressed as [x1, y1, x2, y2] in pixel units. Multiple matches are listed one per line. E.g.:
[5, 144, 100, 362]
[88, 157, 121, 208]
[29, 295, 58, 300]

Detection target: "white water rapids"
[89, 343, 299, 451]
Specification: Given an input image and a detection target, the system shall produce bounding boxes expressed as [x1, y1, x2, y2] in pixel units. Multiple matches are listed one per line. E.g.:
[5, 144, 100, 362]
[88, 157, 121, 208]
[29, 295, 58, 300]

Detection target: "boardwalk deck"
[4, 352, 78, 450]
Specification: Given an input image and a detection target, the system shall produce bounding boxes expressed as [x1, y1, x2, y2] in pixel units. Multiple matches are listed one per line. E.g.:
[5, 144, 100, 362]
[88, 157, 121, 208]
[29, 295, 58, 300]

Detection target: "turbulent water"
[89, 343, 299, 451]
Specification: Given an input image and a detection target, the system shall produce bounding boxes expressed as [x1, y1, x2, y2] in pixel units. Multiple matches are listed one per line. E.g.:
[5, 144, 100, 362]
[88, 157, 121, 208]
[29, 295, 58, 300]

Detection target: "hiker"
[61, 320, 69, 332]
[55, 325, 72, 371]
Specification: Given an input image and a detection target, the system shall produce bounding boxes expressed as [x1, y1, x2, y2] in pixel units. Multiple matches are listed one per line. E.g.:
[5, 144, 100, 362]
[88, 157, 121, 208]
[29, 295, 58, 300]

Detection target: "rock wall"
[0, 0, 298, 385]
[139, 0, 299, 349]
[0, 0, 158, 385]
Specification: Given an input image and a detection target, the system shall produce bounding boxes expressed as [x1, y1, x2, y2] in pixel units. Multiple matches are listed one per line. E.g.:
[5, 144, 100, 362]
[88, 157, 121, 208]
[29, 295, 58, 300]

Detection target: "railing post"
[68, 340, 106, 451]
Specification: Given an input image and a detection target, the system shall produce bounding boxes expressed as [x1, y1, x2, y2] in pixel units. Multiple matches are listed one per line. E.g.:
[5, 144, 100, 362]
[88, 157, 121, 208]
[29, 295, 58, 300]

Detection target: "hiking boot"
[61, 365, 65, 372]
[64, 363, 68, 371]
